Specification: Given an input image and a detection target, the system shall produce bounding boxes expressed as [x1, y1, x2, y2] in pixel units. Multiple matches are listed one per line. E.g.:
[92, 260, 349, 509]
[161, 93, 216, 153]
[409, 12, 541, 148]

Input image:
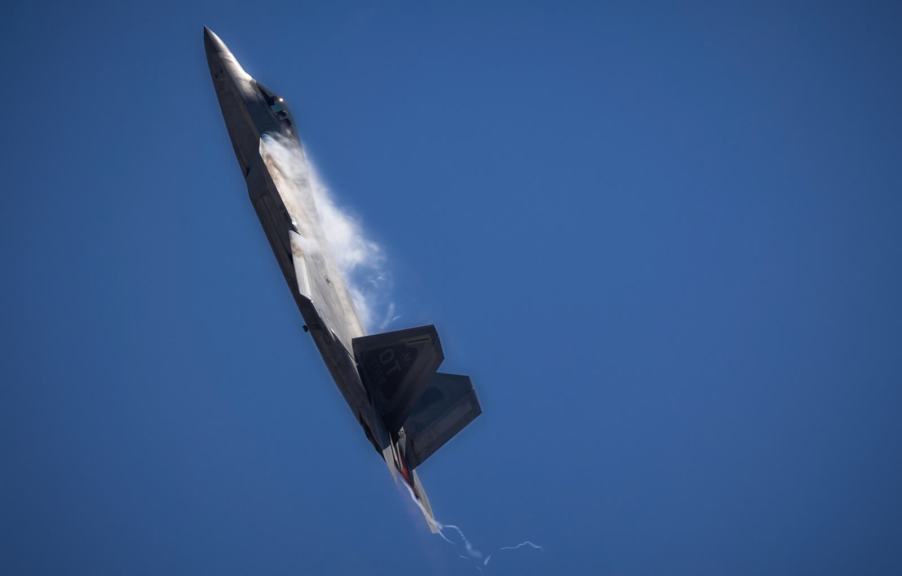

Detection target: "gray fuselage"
[203, 27, 390, 455]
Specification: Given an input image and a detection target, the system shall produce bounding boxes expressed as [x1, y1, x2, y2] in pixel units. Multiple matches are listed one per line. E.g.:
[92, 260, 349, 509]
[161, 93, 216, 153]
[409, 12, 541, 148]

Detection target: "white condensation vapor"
[402, 484, 543, 570]
[260, 135, 537, 570]
[500, 540, 543, 551]
[258, 133, 394, 333]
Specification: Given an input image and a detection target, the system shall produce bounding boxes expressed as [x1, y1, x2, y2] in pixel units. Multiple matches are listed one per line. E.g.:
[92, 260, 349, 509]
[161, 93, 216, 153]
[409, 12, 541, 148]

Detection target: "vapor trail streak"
[401, 484, 542, 569]
[500, 541, 543, 551]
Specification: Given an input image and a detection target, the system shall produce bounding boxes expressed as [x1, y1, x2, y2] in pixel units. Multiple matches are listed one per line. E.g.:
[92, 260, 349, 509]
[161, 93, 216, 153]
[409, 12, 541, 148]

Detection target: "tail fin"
[353, 326, 482, 468]
[353, 325, 444, 434]
[400, 372, 481, 469]
[357, 326, 481, 533]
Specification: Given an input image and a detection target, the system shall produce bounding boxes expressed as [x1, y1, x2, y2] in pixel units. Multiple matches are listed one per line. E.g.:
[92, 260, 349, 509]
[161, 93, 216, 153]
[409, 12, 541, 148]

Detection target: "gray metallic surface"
[204, 27, 481, 531]
[353, 325, 444, 434]
[401, 373, 481, 470]
[204, 27, 389, 454]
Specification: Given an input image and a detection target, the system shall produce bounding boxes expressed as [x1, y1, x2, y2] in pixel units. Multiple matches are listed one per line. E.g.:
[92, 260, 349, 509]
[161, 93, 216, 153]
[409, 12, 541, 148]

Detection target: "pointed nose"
[203, 26, 230, 65]
[203, 26, 226, 55]
[203, 26, 252, 84]
[204, 26, 253, 91]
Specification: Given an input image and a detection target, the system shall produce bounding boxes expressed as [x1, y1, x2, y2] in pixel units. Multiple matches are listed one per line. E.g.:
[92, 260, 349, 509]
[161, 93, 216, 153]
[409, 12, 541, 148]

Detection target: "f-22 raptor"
[203, 27, 481, 530]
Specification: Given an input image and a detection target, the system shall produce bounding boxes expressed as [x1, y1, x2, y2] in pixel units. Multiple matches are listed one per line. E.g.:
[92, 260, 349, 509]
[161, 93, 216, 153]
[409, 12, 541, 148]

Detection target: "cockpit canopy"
[255, 81, 295, 128]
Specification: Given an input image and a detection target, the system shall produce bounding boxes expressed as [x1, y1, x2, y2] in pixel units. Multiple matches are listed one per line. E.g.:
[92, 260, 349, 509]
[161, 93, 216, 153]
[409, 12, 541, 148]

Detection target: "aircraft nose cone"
[203, 26, 226, 56]
[203, 26, 252, 85]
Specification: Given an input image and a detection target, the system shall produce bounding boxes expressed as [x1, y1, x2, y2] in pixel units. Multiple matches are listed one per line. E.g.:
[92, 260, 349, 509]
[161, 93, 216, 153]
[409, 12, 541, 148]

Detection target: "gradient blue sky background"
[2, 1, 901, 574]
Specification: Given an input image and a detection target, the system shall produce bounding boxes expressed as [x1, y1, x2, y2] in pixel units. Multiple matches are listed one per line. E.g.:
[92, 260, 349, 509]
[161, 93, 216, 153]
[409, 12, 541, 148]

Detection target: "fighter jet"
[203, 27, 481, 531]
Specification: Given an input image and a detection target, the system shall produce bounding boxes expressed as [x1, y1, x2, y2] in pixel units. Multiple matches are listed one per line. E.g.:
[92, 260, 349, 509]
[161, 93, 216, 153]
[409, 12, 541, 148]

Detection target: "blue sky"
[2, 1, 901, 574]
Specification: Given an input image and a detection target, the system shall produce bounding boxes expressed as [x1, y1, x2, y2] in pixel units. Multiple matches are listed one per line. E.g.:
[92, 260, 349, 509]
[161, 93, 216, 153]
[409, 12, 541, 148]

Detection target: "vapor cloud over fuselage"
[259, 134, 391, 337]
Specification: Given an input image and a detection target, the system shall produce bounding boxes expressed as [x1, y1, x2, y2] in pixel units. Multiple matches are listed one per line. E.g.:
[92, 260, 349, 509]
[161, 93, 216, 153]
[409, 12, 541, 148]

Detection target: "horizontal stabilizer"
[401, 372, 481, 470]
[352, 325, 444, 434]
